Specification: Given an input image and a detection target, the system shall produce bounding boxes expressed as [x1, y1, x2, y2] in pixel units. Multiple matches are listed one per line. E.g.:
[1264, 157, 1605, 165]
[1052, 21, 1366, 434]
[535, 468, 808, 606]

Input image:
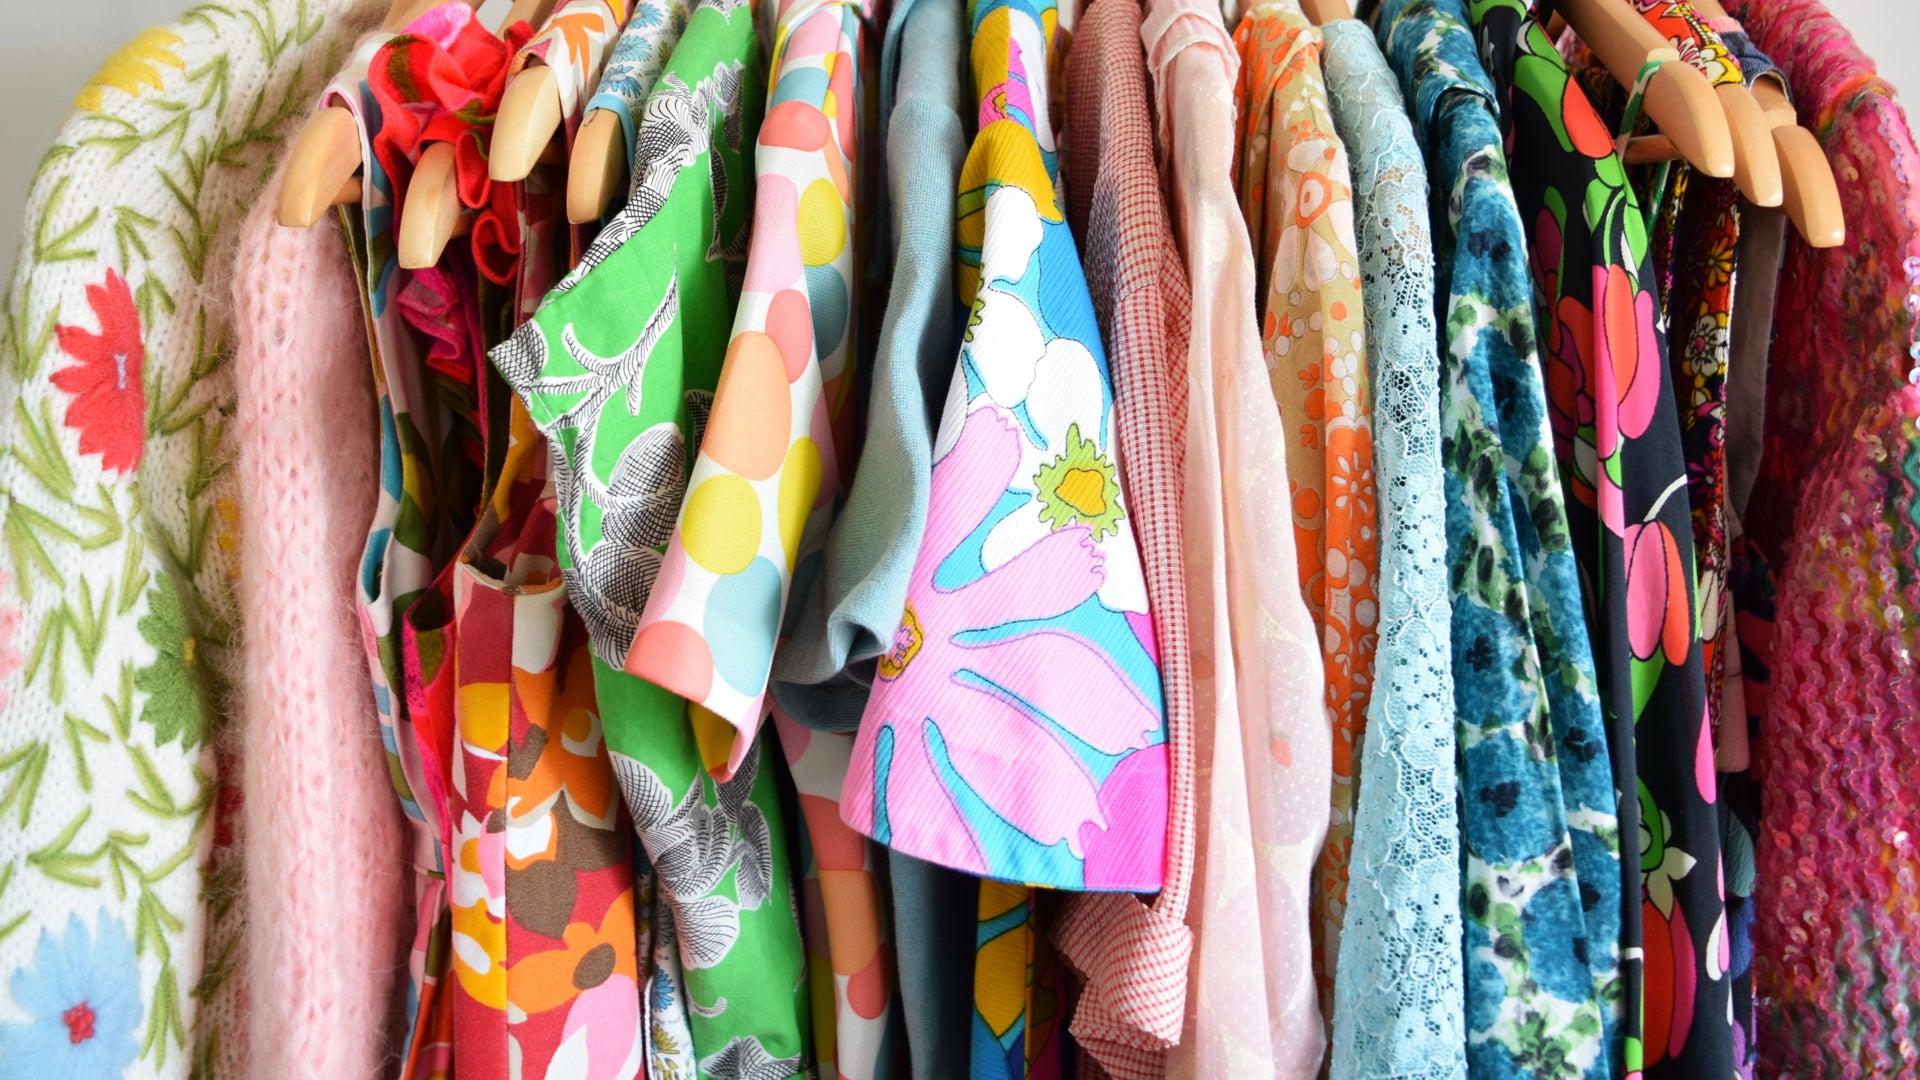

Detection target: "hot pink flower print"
[841, 406, 1163, 885]
[1625, 520, 1691, 666]
[1592, 262, 1662, 455]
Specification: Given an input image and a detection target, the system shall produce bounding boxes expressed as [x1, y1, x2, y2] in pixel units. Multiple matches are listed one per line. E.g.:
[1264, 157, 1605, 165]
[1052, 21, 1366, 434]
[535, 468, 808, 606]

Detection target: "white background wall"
[0, 0, 510, 265]
[0, 0, 1915, 263]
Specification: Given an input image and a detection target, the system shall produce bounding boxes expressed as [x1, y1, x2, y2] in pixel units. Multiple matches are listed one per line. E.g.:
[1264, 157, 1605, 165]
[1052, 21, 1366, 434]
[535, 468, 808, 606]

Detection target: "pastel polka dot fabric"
[772, 710, 897, 1080]
[629, 0, 871, 780]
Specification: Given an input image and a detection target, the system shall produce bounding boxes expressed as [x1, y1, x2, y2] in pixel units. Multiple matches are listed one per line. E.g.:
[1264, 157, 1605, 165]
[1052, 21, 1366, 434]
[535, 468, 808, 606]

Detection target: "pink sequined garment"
[1725, 3, 1920, 1075]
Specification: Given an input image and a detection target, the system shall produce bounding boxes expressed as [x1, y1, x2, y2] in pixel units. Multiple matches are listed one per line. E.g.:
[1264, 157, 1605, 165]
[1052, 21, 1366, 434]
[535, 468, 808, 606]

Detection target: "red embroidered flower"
[51, 269, 145, 474]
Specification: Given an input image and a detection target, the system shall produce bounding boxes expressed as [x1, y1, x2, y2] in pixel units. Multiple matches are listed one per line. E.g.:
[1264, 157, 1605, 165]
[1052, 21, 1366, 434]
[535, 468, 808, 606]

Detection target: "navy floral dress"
[1465, 0, 1733, 1075]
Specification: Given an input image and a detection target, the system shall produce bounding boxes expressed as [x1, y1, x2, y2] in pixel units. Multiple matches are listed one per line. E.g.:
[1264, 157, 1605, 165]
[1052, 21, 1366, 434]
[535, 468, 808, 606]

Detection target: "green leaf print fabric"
[490, 2, 814, 1075]
[1465, 0, 1731, 1076]
[1375, 2, 1623, 1076]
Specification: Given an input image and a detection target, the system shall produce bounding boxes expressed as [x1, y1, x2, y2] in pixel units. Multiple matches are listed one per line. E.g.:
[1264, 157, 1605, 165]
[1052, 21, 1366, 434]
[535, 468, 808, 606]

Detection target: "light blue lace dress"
[1376, 1, 1624, 1077]
[1319, 21, 1466, 1080]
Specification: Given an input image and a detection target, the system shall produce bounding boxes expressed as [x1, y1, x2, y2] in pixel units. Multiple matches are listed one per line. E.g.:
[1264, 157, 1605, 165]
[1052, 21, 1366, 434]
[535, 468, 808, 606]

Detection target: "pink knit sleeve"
[235, 169, 409, 1080]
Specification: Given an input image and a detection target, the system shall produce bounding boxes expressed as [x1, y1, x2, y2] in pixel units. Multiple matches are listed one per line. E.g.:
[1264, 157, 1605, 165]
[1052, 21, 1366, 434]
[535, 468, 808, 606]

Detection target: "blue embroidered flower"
[0, 913, 142, 1078]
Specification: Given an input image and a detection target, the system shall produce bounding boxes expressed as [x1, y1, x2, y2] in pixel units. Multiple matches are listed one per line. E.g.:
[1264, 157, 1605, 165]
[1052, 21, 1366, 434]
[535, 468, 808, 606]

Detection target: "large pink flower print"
[1592, 262, 1662, 457]
[840, 406, 1164, 888]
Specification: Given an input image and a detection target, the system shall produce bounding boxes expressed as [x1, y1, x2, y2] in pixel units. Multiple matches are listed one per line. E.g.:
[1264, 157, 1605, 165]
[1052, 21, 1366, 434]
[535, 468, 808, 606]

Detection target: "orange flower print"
[1326, 425, 1376, 534]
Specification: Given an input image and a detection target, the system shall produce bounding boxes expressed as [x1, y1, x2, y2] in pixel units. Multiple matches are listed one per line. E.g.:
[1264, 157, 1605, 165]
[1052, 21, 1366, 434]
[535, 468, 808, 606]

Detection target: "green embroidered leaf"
[187, 1025, 221, 1080]
[4, 279, 58, 382]
[134, 273, 176, 325]
[26, 807, 107, 887]
[158, 169, 213, 282]
[145, 833, 200, 885]
[148, 310, 223, 438]
[180, 136, 213, 199]
[181, 6, 227, 36]
[0, 740, 49, 827]
[0, 863, 27, 946]
[31, 176, 100, 264]
[295, 0, 324, 47]
[62, 712, 110, 793]
[129, 863, 182, 955]
[25, 143, 76, 195]
[22, 608, 64, 696]
[75, 486, 126, 551]
[99, 831, 143, 904]
[111, 205, 158, 268]
[67, 574, 112, 672]
[119, 528, 150, 615]
[189, 53, 231, 115]
[107, 661, 136, 740]
[142, 962, 187, 1067]
[133, 576, 213, 750]
[126, 742, 183, 817]
[192, 917, 240, 1007]
[75, 110, 187, 167]
[10, 397, 78, 502]
[203, 854, 241, 929]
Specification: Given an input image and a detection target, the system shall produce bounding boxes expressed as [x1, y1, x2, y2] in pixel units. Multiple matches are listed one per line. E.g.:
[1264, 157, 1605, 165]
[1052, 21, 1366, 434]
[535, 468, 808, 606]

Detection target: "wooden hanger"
[1556, 0, 1734, 179]
[567, 110, 627, 223]
[278, 0, 474, 227]
[1613, 0, 1780, 206]
[1299, 0, 1353, 24]
[1748, 78, 1845, 247]
[491, 61, 563, 183]
[499, 0, 625, 182]
[1551, 2, 1789, 212]
[1714, 78, 1782, 207]
[398, 0, 559, 269]
[1686, 0, 1844, 247]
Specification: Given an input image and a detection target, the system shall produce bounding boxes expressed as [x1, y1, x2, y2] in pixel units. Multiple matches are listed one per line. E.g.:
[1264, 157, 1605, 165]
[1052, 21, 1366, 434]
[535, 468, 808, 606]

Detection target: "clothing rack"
[1, 1, 1911, 1078]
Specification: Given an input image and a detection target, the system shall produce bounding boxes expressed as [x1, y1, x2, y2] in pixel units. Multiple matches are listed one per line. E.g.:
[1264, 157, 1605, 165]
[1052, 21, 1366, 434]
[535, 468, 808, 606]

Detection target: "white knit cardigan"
[0, 2, 382, 1076]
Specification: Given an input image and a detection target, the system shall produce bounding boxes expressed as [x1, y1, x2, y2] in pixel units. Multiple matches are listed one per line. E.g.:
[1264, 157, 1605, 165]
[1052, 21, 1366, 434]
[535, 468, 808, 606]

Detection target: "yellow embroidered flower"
[215, 497, 241, 578]
[75, 28, 186, 112]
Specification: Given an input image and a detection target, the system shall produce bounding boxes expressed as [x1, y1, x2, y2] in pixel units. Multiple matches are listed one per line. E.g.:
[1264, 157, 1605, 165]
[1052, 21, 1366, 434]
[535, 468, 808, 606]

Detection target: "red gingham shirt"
[1054, 1, 1196, 1075]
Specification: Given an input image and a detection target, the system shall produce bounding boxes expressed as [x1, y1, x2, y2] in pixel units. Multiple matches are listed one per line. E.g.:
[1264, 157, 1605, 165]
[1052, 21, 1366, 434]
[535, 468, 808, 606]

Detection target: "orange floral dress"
[1232, 0, 1377, 1011]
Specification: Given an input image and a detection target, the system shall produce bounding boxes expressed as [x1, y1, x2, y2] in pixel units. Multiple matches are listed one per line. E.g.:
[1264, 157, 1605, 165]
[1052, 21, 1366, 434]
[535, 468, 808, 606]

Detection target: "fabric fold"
[1144, 0, 1331, 1074]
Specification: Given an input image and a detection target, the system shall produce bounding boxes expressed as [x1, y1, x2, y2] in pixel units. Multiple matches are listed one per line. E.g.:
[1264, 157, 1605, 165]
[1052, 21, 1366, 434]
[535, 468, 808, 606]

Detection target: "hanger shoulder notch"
[568, 109, 627, 223]
[492, 64, 564, 183]
[277, 106, 361, 228]
[398, 142, 464, 269]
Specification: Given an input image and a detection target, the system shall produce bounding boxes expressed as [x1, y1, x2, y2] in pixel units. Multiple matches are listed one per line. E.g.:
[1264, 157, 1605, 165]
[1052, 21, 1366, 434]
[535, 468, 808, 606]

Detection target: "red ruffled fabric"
[369, 3, 533, 285]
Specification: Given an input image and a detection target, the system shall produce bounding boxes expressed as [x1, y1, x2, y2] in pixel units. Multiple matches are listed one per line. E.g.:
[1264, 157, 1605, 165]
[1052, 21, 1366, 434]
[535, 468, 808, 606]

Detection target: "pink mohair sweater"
[235, 168, 410, 1080]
